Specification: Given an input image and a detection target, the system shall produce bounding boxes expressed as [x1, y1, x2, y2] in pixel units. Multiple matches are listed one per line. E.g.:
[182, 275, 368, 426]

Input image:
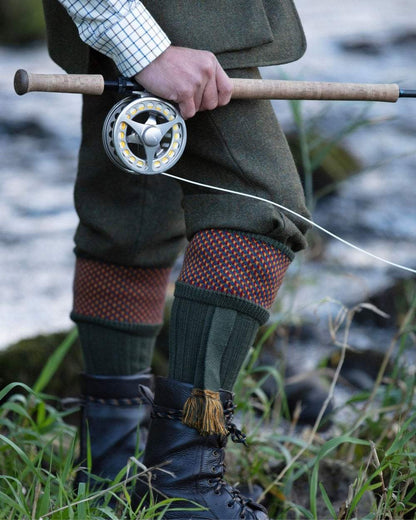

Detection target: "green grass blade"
[33, 328, 78, 393]
[37, 478, 51, 517]
[310, 436, 370, 518]
[0, 381, 34, 401]
[319, 482, 337, 519]
[0, 433, 38, 473]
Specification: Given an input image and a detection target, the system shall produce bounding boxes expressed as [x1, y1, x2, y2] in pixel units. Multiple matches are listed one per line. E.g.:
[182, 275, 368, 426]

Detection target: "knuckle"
[177, 85, 194, 101]
[202, 53, 217, 74]
[203, 98, 218, 111]
[218, 82, 233, 105]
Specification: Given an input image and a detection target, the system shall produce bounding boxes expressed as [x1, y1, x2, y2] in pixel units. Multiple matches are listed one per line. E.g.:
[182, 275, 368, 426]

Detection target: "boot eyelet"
[212, 449, 219, 456]
[211, 466, 217, 473]
[227, 502, 234, 508]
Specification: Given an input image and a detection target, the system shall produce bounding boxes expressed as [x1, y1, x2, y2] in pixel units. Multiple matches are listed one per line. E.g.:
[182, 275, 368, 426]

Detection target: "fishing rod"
[14, 69, 416, 175]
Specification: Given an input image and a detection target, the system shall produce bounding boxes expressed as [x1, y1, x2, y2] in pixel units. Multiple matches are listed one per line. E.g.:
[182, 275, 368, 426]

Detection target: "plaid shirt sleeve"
[58, 0, 171, 77]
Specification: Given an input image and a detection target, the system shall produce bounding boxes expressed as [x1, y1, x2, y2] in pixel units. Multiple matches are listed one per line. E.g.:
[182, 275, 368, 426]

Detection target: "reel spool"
[103, 94, 187, 175]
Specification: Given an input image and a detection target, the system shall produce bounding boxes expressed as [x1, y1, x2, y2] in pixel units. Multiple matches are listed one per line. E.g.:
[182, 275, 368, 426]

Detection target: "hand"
[134, 46, 233, 119]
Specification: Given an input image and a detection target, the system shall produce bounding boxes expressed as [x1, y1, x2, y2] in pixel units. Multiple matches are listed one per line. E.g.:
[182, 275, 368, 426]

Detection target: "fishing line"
[161, 171, 416, 275]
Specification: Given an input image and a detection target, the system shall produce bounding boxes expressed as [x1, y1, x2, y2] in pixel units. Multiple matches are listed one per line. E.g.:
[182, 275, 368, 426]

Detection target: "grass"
[0, 376, 184, 519]
[1, 289, 415, 518]
[227, 289, 416, 519]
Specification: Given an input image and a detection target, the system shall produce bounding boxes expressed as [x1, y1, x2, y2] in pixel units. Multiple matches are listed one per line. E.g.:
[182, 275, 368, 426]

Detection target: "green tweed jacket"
[42, 0, 306, 74]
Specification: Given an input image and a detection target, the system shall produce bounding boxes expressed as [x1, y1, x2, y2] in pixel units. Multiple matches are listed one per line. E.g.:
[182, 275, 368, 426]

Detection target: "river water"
[1, 0, 415, 351]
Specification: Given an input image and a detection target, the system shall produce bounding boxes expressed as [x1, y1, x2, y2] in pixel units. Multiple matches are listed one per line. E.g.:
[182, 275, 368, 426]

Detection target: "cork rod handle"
[231, 78, 400, 103]
[14, 69, 105, 96]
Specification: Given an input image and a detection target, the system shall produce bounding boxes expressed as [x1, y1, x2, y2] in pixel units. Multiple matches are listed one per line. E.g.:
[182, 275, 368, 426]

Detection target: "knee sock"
[71, 257, 171, 376]
[168, 228, 293, 434]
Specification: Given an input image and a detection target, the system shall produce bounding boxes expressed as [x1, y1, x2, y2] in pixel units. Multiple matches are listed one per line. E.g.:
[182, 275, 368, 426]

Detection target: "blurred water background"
[1, 0, 415, 353]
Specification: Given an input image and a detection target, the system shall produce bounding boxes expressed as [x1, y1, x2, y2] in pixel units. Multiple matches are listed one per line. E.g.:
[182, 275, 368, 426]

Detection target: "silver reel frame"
[102, 93, 187, 175]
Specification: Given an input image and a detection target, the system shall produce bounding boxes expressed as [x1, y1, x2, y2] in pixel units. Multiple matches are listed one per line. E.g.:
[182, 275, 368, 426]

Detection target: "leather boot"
[76, 370, 153, 488]
[133, 377, 268, 519]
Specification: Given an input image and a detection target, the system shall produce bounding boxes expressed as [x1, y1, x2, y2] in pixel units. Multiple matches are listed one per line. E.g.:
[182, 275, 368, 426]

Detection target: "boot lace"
[207, 399, 264, 518]
[209, 437, 263, 519]
[223, 398, 247, 446]
[209, 441, 251, 517]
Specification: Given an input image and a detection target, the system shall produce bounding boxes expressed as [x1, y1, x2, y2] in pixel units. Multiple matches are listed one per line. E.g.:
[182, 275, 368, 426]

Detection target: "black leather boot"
[76, 371, 153, 488]
[133, 377, 268, 519]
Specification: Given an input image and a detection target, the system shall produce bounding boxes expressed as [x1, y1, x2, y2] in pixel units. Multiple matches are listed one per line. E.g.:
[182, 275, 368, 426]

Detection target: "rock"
[286, 131, 361, 199]
[338, 36, 383, 55]
[0, 331, 83, 400]
[391, 30, 416, 48]
[326, 347, 394, 390]
[251, 323, 334, 429]
[0, 118, 54, 139]
[352, 277, 416, 329]
[337, 28, 416, 57]
[256, 354, 334, 428]
[284, 374, 333, 429]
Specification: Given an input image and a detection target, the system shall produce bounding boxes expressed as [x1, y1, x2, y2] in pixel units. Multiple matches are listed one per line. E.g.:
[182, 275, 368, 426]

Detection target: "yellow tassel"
[182, 388, 227, 436]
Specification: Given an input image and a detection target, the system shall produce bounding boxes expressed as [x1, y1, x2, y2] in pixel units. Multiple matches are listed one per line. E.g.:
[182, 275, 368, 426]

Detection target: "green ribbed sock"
[219, 312, 260, 391]
[76, 321, 160, 376]
[168, 288, 261, 392]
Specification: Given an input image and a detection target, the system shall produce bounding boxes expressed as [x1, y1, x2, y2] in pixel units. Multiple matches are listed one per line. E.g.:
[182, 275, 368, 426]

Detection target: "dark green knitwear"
[75, 320, 160, 376]
[168, 283, 268, 392]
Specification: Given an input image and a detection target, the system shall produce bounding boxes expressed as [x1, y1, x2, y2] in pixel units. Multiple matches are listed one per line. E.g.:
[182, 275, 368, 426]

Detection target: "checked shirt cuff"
[93, 6, 171, 77]
[63, 0, 171, 76]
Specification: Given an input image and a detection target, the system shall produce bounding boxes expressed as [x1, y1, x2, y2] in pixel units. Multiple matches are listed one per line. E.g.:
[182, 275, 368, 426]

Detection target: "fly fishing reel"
[102, 93, 187, 175]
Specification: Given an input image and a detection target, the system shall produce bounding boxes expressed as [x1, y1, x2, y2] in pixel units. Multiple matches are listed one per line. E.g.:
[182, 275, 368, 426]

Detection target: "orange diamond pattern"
[178, 229, 291, 310]
[73, 257, 171, 325]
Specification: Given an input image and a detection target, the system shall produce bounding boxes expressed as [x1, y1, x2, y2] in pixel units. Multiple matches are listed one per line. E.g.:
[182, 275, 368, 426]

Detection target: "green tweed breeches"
[73, 52, 310, 269]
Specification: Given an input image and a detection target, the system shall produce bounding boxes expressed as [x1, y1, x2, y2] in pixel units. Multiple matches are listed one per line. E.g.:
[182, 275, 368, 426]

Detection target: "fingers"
[182, 64, 232, 118]
[178, 97, 197, 120]
[215, 64, 233, 107]
[195, 58, 233, 113]
[134, 46, 233, 119]
[199, 76, 219, 112]
[176, 65, 232, 119]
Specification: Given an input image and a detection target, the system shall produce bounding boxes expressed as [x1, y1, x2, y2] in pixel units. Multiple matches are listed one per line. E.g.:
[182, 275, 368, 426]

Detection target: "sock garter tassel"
[182, 388, 227, 436]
